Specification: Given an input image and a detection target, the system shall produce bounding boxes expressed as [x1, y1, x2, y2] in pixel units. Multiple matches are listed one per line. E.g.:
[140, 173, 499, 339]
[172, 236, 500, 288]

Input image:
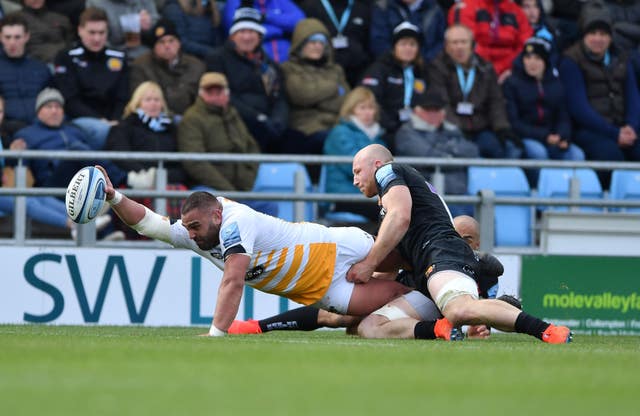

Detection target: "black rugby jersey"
[375, 163, 467, 274]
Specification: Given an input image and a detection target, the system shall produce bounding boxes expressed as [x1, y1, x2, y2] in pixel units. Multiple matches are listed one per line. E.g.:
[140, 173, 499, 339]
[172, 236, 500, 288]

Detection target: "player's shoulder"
[375, 162, 409, 188]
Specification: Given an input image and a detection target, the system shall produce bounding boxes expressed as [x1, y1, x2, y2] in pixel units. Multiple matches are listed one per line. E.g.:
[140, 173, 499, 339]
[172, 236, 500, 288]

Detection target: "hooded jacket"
[281, 18, 350, 135]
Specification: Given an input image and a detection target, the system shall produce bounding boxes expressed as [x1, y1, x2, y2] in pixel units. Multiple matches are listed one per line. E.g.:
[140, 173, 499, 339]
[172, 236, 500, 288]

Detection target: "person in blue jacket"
[370, 0, 446, 63]
[161, 0, 223, 59]
[323, 86, 386, 221]
[223, 0, 304, 63]
[503, 37, 584, 173]
[0, 13, 51, 134]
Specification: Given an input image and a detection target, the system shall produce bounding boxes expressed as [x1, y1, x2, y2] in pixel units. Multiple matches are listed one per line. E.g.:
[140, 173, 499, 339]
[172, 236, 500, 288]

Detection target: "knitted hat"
[35, 88, 64, 112]
[229, 1, 266, 36]
[523, 37, 551, 63]
[392, 21, 422, 45]
[579, 1, 612, 35]
[149, 18, 179, 45]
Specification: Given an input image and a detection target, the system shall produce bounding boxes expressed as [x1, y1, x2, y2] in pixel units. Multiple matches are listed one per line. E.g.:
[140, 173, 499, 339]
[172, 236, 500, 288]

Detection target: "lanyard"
[403, 66, 415, 108]
[604, 50, 610, 66]
[455, 65, 475, 101]
[320, 0, 353, 35]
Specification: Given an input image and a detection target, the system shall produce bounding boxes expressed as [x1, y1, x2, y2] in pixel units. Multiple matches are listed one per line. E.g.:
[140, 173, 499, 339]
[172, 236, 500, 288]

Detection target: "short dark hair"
[181, 191, 220, 215]
[0, 13, 29, 33]
[79, 7, 109, 27]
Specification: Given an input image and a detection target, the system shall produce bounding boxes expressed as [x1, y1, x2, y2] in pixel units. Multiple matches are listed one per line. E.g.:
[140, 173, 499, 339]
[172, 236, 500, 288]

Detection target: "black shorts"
[422, 236, 478, 282]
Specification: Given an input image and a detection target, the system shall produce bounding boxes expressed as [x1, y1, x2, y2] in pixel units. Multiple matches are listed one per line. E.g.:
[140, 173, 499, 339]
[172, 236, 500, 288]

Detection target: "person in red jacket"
[448, 0, 532, 83]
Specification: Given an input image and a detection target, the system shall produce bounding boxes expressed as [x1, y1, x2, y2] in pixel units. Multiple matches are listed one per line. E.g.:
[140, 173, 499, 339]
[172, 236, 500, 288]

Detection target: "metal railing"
[2, 150, 640, 251]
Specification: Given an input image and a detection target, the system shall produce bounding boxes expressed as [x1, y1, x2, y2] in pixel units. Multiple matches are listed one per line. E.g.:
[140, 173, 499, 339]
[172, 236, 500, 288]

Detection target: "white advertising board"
[0, 247, 522, 326]
[0, 246, 296, 326]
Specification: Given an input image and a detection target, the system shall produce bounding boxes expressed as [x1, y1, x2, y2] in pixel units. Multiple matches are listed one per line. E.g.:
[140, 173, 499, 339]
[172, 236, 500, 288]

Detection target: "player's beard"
[195, 221, 219, 250]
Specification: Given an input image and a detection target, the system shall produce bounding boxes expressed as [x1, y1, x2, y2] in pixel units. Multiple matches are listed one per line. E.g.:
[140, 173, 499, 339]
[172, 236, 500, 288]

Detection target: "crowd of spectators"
[1, 0, 639, 237]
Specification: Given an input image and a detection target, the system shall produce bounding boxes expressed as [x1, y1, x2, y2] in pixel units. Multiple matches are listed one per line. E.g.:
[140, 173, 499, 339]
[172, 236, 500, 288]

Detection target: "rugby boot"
[541, 324, 573, 344]
[434, 317, 464, 341]
[228, 319, 262, 334]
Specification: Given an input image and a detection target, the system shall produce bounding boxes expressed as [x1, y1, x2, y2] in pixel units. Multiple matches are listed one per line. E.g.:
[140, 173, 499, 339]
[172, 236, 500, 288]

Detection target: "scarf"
[350, 116, 381, 140]
[136, 109, 172, 132]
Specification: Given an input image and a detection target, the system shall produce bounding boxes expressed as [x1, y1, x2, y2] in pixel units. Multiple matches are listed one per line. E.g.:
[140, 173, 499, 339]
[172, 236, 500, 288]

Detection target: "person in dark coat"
[503, 37, 584, 163]
[130, 18, 205, 115]
[105, 81, 188, 186]
[559, 1, 640, 165]
[52, 7, 130, 150]
[360, 21, 428, 146]
[370, 0, 446, 63]
[428, 24, 522, 159]
[205, 5, 288, 153]
[161, 0, 222, 59]
[0, 13, 51, 135]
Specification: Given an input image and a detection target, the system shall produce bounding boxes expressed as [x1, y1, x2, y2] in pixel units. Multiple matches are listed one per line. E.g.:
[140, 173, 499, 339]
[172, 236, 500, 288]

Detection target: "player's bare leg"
[428, 271, 572, 343]
[346, 279, 410, 316]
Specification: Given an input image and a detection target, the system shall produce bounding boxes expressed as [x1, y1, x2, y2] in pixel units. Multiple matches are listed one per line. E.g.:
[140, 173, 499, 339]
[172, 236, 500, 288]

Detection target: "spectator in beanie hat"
[503, 37, 584, 184]
[223, 0, 304, 63]
[360, 21, 428, 145]
[206, 1, 289, 153]
[130, 18, 205, 116]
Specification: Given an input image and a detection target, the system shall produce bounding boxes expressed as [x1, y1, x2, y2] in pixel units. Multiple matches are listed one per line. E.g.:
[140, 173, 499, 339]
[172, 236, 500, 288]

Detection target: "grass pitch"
[1, 325, 638, 416]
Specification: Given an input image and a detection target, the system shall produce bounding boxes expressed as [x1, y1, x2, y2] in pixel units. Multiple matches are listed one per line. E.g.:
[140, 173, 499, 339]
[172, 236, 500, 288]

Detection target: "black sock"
[414, 321, 437, 339]
[514, 312, 551, 340]
[259, 306, 321, 332]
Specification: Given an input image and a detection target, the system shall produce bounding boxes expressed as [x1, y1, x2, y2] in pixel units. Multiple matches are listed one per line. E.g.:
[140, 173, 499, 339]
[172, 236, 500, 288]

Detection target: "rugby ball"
[65, 166, 107, 224]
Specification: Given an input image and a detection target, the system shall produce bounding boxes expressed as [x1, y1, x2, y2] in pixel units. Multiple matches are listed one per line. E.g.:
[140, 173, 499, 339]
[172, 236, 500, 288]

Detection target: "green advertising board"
[521, 256, 640, 335]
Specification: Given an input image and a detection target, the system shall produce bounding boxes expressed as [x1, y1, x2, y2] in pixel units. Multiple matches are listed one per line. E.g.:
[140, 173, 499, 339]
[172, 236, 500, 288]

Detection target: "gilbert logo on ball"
[66, 166, 107, 224]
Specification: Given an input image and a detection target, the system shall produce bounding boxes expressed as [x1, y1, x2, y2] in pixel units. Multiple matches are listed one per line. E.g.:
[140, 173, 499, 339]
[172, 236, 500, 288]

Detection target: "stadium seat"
[317, 165, 368, 224]
[537, 168, 603, 212]
[468, 166, 532, 246]
[253, 163, 315, 222]
[609, 169, 640, 213]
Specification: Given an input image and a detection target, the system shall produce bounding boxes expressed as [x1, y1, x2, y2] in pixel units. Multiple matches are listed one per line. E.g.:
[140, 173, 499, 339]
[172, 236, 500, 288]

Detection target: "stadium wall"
[1, 247, 638, 335]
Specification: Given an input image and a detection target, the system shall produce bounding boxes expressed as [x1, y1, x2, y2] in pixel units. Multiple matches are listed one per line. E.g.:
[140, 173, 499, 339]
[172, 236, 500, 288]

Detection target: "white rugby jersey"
[155, 198, 338, 305]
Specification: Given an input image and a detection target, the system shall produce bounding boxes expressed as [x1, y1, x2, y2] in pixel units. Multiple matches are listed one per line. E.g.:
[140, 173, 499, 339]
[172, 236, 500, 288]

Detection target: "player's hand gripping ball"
[65, 166, 107, 224]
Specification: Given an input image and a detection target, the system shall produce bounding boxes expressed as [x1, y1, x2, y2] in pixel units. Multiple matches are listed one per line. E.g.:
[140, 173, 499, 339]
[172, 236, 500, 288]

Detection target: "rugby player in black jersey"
[347, 144, 572, 343]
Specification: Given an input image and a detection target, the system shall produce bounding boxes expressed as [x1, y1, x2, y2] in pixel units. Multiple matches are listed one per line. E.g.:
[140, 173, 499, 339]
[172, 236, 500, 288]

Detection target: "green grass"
[1, 326, 638, 416]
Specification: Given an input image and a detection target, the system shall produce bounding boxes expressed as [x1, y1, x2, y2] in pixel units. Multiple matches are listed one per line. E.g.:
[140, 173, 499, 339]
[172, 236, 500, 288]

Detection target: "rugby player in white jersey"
[94, 165, 453, 338]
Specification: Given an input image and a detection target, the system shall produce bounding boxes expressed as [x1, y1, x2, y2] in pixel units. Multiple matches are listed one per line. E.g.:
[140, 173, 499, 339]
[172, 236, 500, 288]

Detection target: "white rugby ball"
[65, 166, 107, 224]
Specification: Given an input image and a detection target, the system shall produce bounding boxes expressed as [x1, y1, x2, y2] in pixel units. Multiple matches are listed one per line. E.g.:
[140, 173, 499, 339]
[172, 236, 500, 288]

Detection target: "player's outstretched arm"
[208, 254, 251, 336]
[95, 165, 146, 225]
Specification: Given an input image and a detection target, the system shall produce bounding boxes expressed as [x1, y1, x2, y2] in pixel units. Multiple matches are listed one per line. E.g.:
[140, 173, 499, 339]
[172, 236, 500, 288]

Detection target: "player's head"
[453, 215, 480, 250]
[181, 191, 222, 250]
[352, 144, 393, 197]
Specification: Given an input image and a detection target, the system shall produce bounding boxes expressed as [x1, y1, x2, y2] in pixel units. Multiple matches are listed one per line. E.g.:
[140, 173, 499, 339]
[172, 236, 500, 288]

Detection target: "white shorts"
[311, 227, 374, 314]
[429, 271, 479, 311]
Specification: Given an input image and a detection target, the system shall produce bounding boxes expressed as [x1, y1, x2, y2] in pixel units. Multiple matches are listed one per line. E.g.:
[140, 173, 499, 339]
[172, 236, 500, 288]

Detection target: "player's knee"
[357, 314, 387, 339]
[443, 296, 479, 326]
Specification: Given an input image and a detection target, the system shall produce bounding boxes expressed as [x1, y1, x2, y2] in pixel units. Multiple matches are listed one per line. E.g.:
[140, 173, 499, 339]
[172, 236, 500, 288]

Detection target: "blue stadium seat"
[253, 163, 315, 222]
[537, 168, 603, 212]
[317, 165, 368, 224]
[468, 166, 532, 246]
[609, 169, 640, 213]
